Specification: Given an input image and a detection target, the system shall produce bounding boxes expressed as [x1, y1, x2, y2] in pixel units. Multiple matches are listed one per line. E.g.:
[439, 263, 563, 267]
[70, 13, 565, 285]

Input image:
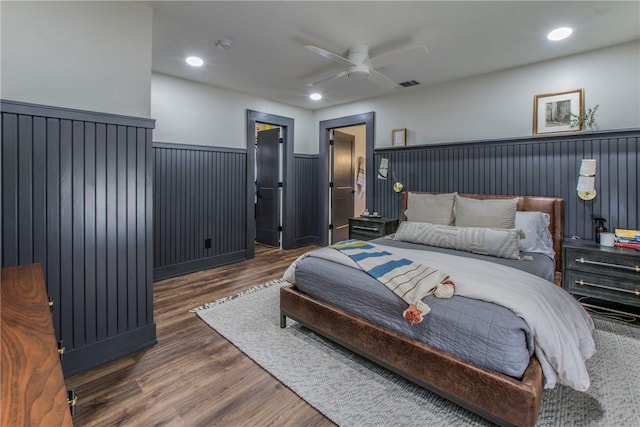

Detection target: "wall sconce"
[577, 159, 597, 200]
[378, 158, 404, 193]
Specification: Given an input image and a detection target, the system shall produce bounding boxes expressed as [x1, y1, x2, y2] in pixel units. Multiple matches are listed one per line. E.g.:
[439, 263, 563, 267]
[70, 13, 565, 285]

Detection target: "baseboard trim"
[153, 250, 248, 281]
[62, 323, 157, 377]
[292, 235, 320, 248]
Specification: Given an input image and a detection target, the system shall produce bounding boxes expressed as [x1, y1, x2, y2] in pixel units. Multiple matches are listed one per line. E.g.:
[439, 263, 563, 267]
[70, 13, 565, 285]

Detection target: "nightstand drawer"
[349, 217, 398, 241]
[564, 270, 640, 308]
[351, 223, 384, 234]
[567, 251, 640, 277]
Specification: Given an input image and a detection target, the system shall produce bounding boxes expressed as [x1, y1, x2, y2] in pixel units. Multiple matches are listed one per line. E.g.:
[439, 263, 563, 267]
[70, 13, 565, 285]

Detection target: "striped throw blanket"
[330, 240, 455, 325]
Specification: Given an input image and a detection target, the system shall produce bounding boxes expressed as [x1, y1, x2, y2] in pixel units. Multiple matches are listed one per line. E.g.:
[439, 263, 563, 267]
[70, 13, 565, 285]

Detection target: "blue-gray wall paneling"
[374, 131, 639, 240]
[0, 100, 156, 377]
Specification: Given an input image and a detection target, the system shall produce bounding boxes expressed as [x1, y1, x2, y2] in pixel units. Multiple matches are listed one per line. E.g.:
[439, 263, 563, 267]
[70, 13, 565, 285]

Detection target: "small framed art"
[391, 128, 406, 146]
[533, 89, 584, 135]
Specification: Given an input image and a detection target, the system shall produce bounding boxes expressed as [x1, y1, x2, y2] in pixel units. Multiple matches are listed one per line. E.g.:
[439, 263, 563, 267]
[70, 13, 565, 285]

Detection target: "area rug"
[195, 280, 640, 426]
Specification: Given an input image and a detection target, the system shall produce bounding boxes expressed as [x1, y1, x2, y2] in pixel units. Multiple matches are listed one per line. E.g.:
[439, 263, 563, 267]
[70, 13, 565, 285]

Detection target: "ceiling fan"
[305, 43, 428, 89]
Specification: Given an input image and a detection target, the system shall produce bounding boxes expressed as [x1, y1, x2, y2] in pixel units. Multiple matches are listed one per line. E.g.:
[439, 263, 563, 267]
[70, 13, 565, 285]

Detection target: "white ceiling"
[145, 1, 640, 110]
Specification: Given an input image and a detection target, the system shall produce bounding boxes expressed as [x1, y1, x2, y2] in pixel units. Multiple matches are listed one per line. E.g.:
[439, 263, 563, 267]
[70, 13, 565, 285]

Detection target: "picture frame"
[533, 89, 584, 135]
[391, 128, 406, 146]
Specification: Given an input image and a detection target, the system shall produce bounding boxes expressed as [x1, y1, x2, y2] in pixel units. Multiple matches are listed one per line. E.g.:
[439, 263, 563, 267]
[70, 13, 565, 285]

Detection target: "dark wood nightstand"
[349, 217, 399, 241]
[563, 239, 640, 310]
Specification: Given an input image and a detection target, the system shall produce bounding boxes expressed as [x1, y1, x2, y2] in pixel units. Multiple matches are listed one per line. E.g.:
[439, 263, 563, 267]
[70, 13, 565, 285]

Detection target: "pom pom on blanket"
[435, 279, 456, 299]
[403, 304, 425, 325]
[403, 280, 455, 325]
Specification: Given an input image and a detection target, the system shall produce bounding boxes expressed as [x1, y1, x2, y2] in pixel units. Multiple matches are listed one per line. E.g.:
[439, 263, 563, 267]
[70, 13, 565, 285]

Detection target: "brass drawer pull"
[575, 257, 640, 273]
[575, 279, 640, 296]
[67, 389, 78, 416]
[352, 225, 379, 232]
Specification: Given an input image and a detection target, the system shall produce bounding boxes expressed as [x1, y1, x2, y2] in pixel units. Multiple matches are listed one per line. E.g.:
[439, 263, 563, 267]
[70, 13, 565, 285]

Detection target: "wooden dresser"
[1, 264, 73, 427]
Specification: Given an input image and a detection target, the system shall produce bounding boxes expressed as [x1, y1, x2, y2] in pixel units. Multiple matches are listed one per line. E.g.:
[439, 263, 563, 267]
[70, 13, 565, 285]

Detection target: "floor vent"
[399, 80, 421, 87]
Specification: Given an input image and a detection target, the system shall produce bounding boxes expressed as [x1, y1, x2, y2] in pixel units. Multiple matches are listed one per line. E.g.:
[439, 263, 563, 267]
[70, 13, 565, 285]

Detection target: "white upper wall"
[152, 73, 316, 153]
[0, 1, 152, 118]
[315, 41, 640, 149]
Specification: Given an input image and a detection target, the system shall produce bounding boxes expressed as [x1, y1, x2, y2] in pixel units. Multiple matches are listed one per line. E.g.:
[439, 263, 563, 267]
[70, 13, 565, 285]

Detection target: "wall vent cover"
[399, 80, 421, 87]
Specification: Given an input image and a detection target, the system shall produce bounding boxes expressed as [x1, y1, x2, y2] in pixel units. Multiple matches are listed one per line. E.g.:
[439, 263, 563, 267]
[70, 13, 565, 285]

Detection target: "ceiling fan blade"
[368, 69, 399, 89]
[306, 45, 355, 66]
[307, 71, 348, 87]
[369, 44, 428, 69]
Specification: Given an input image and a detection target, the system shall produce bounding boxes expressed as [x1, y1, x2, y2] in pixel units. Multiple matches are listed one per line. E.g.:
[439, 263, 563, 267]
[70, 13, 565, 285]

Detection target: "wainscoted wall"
[292, 154, 320, 247]
[152, 145, 320, 280]
[374, 129, 639, 240]
[153, 143, 247, 280]
[1, 100, 156, 377]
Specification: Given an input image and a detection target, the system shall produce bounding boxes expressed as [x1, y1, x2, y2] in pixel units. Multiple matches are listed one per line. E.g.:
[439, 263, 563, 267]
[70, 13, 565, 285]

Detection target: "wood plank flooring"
[66, 244, 335, 426]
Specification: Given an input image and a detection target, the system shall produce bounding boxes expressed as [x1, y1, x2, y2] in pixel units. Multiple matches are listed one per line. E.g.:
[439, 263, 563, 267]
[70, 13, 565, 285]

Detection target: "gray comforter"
[284, 238, 595, 390]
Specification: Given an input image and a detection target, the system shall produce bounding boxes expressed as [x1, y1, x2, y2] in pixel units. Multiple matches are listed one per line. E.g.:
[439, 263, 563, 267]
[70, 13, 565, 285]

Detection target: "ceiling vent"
[399, 80, 421, 87]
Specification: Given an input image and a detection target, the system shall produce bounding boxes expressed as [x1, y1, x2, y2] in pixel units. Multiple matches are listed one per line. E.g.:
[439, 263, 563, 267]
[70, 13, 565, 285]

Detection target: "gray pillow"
[394, 221, 521, 259]
[405, 192, 457, 225]
[454, 195, 518, 229]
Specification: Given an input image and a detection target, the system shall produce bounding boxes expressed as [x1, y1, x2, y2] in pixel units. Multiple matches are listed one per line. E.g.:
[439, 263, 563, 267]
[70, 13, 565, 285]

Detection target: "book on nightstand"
[614, 228, 640, 249]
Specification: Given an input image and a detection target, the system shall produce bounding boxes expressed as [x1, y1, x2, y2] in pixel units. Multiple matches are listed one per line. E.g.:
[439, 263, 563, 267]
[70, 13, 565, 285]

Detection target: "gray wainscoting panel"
[374, 130, 639, 240]
[292, 154, 320, 247]
[153, 143, 248, 280]
[1, 100, 156, 377]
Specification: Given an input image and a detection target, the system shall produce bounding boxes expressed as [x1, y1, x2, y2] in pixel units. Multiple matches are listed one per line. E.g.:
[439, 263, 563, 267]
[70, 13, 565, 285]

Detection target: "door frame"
[318, 112, 375, 247]
[246, 110, 294, 257]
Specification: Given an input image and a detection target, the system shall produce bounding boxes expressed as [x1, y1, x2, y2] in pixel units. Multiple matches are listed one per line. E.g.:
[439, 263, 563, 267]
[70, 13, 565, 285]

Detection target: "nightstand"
[349, 217, 399, 241]
[563, 239, 640, 310]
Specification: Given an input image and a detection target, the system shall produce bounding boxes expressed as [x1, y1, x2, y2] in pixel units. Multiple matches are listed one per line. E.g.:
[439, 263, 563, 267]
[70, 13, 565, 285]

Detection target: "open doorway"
[318, 112, 375, 247]
[328, 126, 366, 243]
[255, 123, 282, 248]
[246, 110, 294, 258]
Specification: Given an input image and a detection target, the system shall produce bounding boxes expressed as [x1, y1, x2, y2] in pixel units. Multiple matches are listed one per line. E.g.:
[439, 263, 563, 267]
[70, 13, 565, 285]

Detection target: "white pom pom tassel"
[435, 282, 455, 299]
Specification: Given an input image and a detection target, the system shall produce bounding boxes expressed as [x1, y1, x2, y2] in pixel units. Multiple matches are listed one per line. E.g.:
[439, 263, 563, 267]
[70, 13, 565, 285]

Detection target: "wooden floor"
[66, 244, 335, 426]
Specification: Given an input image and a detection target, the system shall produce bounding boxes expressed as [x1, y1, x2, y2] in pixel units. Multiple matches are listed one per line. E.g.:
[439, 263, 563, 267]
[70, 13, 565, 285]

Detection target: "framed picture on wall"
[391, 128, 406, 146]
[533, 89, 584, 135]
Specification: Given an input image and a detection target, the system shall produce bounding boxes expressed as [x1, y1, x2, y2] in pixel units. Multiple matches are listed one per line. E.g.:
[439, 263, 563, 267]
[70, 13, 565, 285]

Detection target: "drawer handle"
[575, 257, 640, 273]
[67, 389, 78, 416]
[575, 279, 640, 296]
[352, 225, 379, 232]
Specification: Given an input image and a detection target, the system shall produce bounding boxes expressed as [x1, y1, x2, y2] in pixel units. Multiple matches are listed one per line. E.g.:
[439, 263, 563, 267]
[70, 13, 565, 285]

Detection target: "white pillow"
[405, 192, 457, 225]
[514, 211, 555, 260]
[454, 195, 518, 229]
[394, 221, 521, 260]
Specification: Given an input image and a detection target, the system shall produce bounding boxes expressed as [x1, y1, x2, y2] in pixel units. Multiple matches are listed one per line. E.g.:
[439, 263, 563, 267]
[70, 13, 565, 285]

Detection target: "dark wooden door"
[330, 130, 354, 244]
[256, 128, 280, 247]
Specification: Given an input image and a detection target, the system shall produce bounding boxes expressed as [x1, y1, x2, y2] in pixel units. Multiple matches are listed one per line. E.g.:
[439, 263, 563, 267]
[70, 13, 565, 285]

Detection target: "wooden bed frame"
[280, 193, 564, 427]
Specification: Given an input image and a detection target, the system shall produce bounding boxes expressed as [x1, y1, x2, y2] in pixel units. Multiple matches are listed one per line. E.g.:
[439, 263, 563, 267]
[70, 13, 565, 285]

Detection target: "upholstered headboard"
[401, 192, 565, 283]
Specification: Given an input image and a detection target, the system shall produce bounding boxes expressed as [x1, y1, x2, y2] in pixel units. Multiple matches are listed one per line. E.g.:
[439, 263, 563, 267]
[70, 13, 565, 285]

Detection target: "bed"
[279, 192, 594, 427]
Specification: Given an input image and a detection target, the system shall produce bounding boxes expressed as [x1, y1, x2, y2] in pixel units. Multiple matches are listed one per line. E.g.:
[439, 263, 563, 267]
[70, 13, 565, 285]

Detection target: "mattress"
[293, 239, 554, 378]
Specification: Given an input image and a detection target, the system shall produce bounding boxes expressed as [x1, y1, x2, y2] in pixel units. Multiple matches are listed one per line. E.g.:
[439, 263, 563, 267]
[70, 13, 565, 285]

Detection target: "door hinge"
[329, 182, 334, 188]
[278, 226, 283, 232]
[278, 182, 283, 188]
[329, 139, 334, 145]
[279, 138, 284, 144]
[329, 224, 334, 230]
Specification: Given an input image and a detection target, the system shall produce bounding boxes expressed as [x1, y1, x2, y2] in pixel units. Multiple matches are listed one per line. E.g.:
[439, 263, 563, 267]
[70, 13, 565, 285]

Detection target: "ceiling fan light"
[348, 70, 369, 79]
[347, 63, 370, 79]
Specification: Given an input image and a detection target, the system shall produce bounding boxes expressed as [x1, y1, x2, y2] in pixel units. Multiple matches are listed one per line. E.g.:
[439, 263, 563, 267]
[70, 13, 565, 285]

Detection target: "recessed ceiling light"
[309, 93, 322, 101]
[547, 27, 573, 41]
[186, 56, 204, 67]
